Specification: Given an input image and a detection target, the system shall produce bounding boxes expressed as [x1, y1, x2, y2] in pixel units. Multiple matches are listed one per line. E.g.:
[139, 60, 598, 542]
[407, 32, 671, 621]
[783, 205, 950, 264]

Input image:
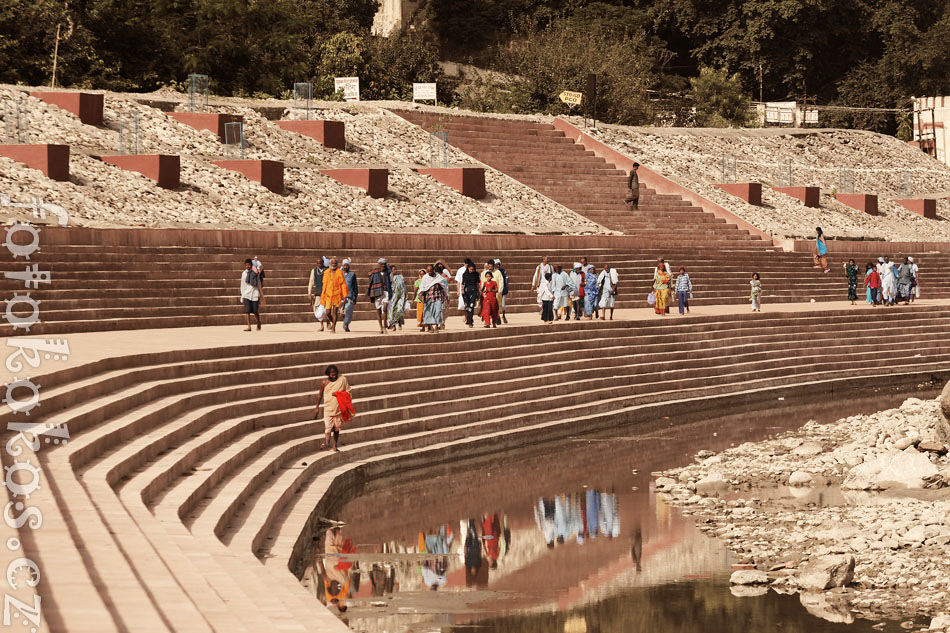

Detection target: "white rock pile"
[583, 121, 950, 242]
[654, 396, 950, 626]
[0, 86, 606, 234]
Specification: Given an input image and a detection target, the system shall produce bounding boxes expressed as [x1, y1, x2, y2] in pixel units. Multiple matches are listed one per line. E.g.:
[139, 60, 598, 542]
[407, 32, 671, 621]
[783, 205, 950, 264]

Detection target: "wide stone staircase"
[393, 111, 765, 242]
[6, 240, 948, 335]
[12, 305, 950, 632]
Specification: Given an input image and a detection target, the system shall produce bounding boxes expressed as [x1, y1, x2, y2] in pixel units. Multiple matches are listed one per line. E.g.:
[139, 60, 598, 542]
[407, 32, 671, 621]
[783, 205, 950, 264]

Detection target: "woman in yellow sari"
[653, 263, 671, 315]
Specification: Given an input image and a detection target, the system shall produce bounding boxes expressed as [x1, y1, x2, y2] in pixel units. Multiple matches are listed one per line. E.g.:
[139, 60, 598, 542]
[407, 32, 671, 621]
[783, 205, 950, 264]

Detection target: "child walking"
[749, 273, 762, 312]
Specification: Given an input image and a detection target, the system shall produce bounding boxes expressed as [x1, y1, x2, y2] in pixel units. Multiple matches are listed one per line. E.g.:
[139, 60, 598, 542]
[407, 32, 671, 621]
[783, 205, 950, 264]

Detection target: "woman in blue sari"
[584, 265, 598, 318]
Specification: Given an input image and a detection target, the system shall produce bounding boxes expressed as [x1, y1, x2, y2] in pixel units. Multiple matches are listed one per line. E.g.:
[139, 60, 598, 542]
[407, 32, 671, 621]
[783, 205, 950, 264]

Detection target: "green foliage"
[495, 16, 660, 124]
[896, 112, 914, 141]
[690, 67, 751, 127]
[312, 32, 445, 101]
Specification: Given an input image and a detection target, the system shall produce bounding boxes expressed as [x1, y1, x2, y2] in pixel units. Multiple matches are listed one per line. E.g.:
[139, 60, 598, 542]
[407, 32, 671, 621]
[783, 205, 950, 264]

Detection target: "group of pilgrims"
[283, 242, 922, 337]
[849, 255, 920, 306]
[530, 256, 622, 322]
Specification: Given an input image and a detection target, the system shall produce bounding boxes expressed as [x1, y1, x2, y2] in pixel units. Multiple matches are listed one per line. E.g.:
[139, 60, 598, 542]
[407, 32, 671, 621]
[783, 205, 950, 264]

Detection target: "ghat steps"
[393, 111, 766, 241]
[9, 305, 950, 632]
[3, 242, 945, 335]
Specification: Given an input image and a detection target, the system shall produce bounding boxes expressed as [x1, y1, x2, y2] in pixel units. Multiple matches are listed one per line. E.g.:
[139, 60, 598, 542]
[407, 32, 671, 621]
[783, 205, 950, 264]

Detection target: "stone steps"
[14, 239, 938, 333]
[16, 305, 950, 632]
[392, 110, 769, 242]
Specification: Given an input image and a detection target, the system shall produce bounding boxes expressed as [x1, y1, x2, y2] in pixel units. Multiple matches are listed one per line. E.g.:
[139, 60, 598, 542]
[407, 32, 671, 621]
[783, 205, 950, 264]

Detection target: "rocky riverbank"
[654, 393, 950, 630]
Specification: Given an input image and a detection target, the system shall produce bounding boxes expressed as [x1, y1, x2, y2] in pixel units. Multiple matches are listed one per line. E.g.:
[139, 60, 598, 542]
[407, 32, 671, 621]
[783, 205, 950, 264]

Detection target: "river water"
[304, 381, 940, 633]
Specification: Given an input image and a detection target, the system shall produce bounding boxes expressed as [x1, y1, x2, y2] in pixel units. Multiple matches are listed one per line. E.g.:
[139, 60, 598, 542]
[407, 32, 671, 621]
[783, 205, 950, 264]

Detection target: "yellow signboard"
[559, 90, 583, 106]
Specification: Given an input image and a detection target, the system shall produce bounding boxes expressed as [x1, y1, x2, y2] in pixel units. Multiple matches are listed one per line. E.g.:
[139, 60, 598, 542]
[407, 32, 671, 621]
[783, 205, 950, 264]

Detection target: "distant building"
[372, 0, 420, 35]
[753, 101, 819, 128]
[912, 96, 947, 165]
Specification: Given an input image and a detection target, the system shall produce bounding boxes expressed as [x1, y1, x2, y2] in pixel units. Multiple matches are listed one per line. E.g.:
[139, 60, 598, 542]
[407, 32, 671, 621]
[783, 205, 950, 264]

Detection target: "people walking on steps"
[495, 258, 510, 324]
[551, 265, 569, 320]
[414, 268, 426, 330]
[488, 260, 506, 325]
[456, 259, 473, 320]
[437, 262, 452, 329]
[625, 162, 640, 210]
[251, 255, 266, 287]
[480, 269, 499, 328]
[845, 259, 859, 305]
[569, 263, 585, 321]
[538, 272, 555, 323]
[652, 262, 670, 315]
[879, 257, 897, 305]
[367, 260, 388, 334]
[420, 264, 448, 333]
[461, 262, 480, 328]
[386, 264, 407, 331]
[750, 272, 762, 312]
[898, 257, 914, 305]
[675, 266, 692, 315]
[531, 256, 553, 296]
[598, 264, 618, 320]
[341, 259, 358, 332]
[814, 227, 830, 273]
[241, 258, 263, 331]
[584, 264, 599, 319]
[910, 256, 919, 301]
[656, 258, 672, 313]
[313, 365, 352, 452]
[864, 263, 874, 304]
[866, 262, 881, 306]
[307, 256, 328, 332]
[321, 257, 348, 334]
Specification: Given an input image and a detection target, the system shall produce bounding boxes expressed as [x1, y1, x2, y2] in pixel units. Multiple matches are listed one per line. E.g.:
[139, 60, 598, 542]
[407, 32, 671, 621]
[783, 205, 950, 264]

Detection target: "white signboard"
[412, 82, 437, 103]
[765, 107, 794, 124]
[334, 77, 360, 102]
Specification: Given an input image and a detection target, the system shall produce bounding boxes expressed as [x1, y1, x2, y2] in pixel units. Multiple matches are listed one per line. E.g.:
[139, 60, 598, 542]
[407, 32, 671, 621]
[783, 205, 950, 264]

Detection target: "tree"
[495, 16, 664, 124]
[689, 67, 750, 127]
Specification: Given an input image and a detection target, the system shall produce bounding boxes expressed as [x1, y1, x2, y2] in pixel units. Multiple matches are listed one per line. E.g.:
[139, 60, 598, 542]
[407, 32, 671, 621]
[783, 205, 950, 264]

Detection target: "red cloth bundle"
[333, 391, 355, 422]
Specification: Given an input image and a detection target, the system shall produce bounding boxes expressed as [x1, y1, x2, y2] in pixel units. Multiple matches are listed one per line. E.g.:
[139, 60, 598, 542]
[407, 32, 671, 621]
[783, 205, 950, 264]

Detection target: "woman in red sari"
[480, 270, 499, 328]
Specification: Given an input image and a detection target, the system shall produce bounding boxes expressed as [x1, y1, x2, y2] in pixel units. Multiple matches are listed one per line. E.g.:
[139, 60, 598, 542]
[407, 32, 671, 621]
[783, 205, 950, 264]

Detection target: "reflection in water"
[303, 384, 938, 633]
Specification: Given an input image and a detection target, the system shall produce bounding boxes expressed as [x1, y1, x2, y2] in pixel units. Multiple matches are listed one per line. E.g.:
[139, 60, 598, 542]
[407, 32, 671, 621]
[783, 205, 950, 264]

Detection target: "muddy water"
[309, 381, 940, 633]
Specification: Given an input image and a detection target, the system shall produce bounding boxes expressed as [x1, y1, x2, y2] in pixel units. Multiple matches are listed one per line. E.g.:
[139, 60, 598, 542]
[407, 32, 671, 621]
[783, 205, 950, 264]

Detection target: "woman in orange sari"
[653, 263, 671, 315]
[480, 270, 499, 327]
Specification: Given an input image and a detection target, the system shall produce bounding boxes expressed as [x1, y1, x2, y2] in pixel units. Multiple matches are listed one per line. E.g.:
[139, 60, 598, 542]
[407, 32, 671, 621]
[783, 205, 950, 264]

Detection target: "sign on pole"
[334, 77, 360, 102]
[412, 82, 437, 104]
[559, 90, 583, 106]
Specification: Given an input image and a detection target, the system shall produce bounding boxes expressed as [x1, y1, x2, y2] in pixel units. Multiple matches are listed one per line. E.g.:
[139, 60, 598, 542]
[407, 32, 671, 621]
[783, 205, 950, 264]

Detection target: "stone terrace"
[8, 300, 950, 633]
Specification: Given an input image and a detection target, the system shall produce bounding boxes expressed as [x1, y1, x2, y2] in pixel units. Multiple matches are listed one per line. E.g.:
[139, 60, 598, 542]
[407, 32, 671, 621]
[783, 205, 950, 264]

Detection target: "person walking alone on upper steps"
[625, 163, 640, 210]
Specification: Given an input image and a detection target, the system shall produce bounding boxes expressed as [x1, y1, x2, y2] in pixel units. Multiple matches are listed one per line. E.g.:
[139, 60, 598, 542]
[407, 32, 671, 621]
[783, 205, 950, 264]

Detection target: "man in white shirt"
[569, 263, 584, 321]
[456, 259, 472, 313]
[597, 264, 619, 320]
[531, 256, 553, 291]
[240, 258, 263, 331]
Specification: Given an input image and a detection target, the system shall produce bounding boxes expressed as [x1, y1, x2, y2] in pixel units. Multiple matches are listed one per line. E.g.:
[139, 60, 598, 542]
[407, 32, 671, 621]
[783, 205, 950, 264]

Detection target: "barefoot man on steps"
[314, 365, 353, 452]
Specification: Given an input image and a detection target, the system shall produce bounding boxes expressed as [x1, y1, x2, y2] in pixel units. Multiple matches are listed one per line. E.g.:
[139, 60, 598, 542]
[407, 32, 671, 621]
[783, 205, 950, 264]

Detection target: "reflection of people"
[370, 563, 395, 596]
[464, 519, 486, 586]
[600, 492, 620, 538]
[322, 527, 354, 613]
[631, 526, 643, 572]
[421, 558, 448, 590]
[481, 514, 501, 569]
[314, 365, 352, 451]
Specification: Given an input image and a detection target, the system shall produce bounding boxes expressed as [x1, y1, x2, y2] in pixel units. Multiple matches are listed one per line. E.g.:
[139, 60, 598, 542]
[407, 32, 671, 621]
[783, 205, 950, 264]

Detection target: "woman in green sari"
[386, 265, 407, 330]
